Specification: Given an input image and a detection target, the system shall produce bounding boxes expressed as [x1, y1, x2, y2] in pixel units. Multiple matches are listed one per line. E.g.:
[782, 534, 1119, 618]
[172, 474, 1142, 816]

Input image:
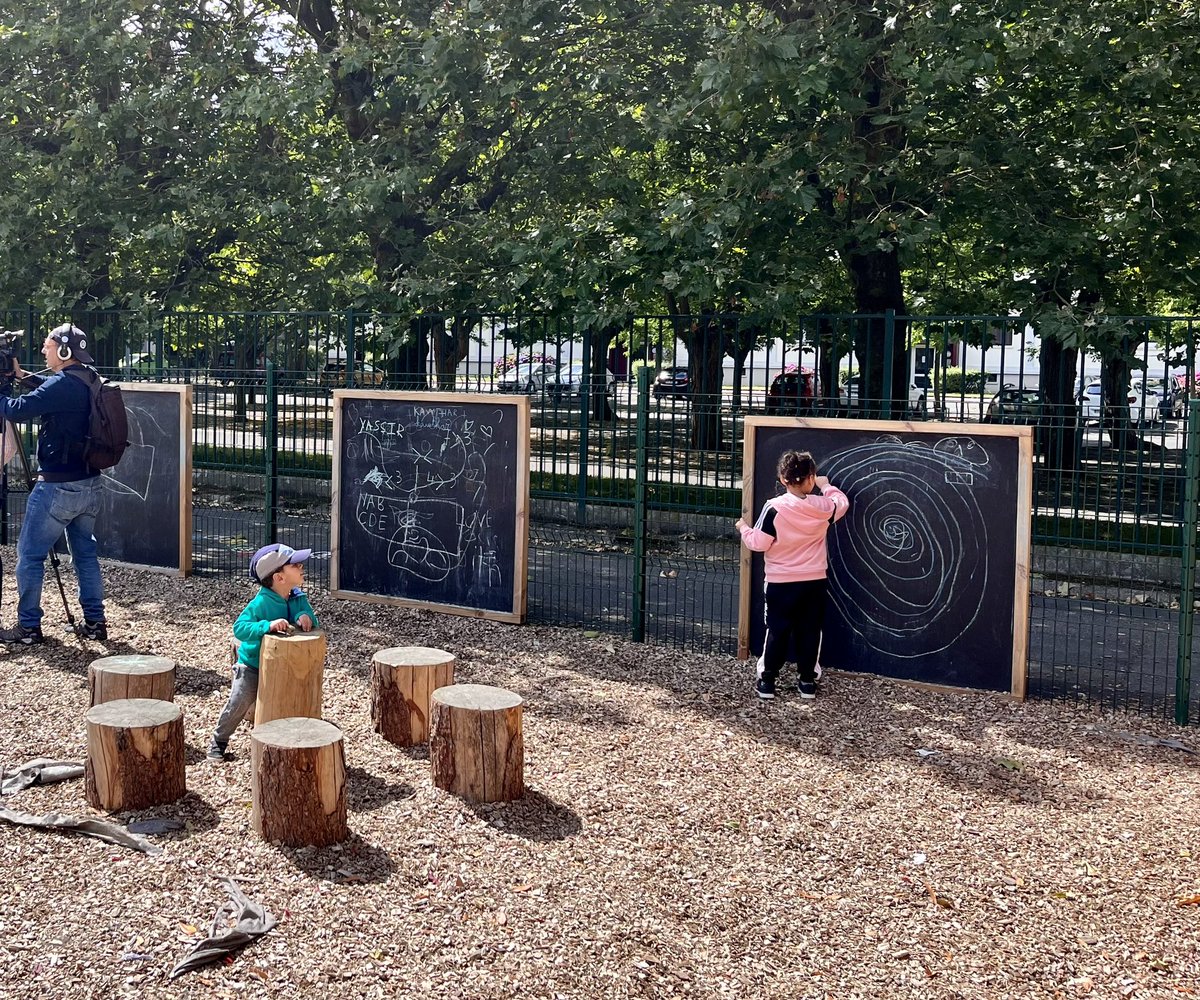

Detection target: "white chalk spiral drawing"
[101, 403, 158, 501]
[822, 435, 992, 658]
[345, 405, 504, 594]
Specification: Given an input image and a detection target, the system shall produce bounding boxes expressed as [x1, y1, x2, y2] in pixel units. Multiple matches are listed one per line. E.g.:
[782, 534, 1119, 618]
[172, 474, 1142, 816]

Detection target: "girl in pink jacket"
[736, 450, 849, 700]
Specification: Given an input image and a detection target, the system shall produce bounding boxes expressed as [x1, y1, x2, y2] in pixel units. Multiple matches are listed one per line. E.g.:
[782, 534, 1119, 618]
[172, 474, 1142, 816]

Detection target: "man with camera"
[0, 324, 107, 645]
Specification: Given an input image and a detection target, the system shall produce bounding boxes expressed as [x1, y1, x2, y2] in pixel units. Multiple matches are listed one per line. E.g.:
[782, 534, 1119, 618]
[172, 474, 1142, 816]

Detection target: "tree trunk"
[255, 631, 326, 727]
[1036, 335, 1079, 470]
[88, 655, 176, 707]
[371, 646, 457, 747]
[85, 699, 186, 811]
[847, 247, 908, 415]
[251, 717, 347, 847]
[430, 684, 524, 803]
[432, 316, 470, 390]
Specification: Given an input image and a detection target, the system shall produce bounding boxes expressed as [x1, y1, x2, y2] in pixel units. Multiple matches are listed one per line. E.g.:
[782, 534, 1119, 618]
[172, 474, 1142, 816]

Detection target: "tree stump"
[255, 630, 326, 727]
[430, 684, 524, 802]
[250, 717, 347, 847]
[370, 646, 456, 747]
[88, 654, 176, 707]
[84, 698, 186, 811]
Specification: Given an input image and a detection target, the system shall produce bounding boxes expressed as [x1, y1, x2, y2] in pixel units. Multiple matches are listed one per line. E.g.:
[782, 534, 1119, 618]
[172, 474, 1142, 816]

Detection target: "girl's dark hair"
[777, 450, 817, 485]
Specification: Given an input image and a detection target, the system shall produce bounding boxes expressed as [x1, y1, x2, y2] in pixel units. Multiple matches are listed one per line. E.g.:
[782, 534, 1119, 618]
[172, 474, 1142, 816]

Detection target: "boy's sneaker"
[206, 743, 228, 761]
[76, 620, 108, 641]
[798, 681, 818, 700]
[755, 677, 776, 700]
[0, 624, 44, 645]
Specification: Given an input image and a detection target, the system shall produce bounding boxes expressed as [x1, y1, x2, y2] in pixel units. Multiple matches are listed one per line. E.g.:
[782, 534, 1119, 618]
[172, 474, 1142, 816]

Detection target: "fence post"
[575, 328, 592, 523]
[631, 366, 650, 643]
[264, 361, 278, 544]
[1176, 400, 1200, 725]
[344, 308, 356, 388]
[882, 309, 896, 420]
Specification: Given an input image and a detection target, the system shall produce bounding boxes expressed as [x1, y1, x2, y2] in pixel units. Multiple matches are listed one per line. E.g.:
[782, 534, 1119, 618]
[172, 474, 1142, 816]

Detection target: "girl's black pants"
[760, 578, 827, 684]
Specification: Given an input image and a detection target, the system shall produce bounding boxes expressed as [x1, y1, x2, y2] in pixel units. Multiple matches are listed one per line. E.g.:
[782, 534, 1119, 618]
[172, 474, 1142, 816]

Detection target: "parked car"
[983, 385, 1046, 424]
[652, 365, 691, 399]
[544, 362, 616, 402]
[839, 373, 928, 414]
[497, 361, 557, 394]
[765, 367, 819, 415]
[1079, 381, 1160, 425]
[318, 359, 386, 388]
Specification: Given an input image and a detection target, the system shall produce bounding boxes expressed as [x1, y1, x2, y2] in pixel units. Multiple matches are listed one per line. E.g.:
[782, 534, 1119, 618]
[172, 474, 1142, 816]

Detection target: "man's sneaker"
[0, 624, 44, 645]
[76, 620, 108, 641]
[798, 681, 818, 700]
[206, 743, 228, 761]
[755, 677, 776, 700]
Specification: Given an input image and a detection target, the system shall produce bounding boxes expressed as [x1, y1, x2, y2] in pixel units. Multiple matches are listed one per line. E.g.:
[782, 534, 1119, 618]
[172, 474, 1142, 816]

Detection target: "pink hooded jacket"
[739, 485, 850, 582]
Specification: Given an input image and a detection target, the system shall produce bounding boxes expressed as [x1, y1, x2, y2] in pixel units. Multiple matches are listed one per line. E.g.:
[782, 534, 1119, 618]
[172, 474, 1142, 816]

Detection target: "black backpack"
[66, 366, 130, 471]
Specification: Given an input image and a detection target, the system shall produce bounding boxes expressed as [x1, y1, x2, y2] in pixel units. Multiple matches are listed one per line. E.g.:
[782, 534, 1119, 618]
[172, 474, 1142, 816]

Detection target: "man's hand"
[297, 614, 314, 632]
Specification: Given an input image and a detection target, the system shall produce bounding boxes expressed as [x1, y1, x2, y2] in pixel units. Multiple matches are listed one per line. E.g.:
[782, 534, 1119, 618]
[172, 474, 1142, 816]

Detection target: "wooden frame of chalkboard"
[738, 417, 1033, 698]
[95, 383, 193, 576]
[330, 390, 531, 623]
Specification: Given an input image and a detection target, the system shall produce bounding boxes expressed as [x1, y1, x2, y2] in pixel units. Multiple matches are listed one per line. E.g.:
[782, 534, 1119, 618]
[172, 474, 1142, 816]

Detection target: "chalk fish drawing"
[822, 435, 990, 658]
[101, 404, 159, 501]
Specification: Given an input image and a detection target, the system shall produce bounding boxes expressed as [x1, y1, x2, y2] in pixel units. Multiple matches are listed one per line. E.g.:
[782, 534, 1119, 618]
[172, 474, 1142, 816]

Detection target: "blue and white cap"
[250, 543, 311, 584]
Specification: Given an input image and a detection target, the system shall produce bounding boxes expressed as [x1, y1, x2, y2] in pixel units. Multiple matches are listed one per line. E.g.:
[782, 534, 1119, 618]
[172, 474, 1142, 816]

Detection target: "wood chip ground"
[1, 565, 1197, 998]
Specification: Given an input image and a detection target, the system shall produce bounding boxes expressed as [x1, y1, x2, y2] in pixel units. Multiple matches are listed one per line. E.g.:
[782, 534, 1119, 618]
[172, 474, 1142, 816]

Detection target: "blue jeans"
[17, 479, 105, 629]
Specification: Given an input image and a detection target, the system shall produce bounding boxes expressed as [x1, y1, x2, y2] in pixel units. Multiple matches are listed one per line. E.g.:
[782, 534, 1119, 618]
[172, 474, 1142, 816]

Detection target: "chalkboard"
[331, 390, 530, 622]
[739, 417, 1032, 695]
[96, 383, 193, 575]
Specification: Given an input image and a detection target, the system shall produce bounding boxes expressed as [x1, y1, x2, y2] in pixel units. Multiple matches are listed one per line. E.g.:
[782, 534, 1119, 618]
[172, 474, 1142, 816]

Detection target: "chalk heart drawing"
[101, 404, 159, 501]
[348, 406, 504, 591]
[823, 435, 991, 658]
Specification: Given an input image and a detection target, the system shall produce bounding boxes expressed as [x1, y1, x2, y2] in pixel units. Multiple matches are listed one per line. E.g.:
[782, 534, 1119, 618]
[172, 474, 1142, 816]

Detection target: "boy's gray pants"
[210, 664, 258, 750]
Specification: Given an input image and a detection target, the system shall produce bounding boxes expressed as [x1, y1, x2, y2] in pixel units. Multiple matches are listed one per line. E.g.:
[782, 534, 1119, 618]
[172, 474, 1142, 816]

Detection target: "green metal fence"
[3, 305, 1200, 722]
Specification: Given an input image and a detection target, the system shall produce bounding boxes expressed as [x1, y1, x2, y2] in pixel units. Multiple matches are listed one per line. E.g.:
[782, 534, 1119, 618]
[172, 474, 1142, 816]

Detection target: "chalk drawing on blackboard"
[101, 403, 160, 501]
[823, 435, 990, 659]
[348, 408, 504, 592]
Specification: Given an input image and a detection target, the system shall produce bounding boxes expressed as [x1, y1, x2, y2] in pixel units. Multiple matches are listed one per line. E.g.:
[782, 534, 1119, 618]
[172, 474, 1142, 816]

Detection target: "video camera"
[0, 330, 24, 391]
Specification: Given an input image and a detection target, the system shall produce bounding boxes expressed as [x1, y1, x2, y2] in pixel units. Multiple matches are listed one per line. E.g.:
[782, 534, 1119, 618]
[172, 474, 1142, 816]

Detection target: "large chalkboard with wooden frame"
[738, 417, 1033, 696]
[331, 390, 530, 623]
[95, 383, 193, 575]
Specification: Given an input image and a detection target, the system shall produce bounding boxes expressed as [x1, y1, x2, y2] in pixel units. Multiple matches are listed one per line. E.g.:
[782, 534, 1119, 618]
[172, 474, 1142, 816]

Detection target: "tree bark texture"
[370, 646, 456, 747]
[84, 698, 186, 812]
[430, 684, 524, 803]
[250, 717, 347, 847]
[255, 631, 326, 727]
[88, 655, 176, 707]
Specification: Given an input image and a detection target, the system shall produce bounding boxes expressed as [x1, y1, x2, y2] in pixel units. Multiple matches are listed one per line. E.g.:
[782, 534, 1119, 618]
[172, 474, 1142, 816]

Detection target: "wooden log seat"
[84, 698, 186, 811]
[254, 630, 326, 727]
[88, 654, 176, 707]
[430, 684, 524, 803]
[370, 646, 457, 747]
[250, 717, 347, 847]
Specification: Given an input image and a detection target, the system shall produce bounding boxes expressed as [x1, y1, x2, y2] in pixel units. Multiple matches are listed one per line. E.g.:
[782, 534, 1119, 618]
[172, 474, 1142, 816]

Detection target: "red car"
[765, 367, 819, 415]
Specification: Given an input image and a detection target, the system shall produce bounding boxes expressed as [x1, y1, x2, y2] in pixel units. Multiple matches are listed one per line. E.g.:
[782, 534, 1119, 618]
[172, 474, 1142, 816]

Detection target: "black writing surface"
[331, 391, 530, 623]
[739, 418, 1032, 694]
[96, 384, 192, 574]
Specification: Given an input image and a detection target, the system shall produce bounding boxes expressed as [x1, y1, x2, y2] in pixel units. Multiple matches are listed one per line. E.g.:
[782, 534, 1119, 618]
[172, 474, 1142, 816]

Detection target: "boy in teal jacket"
[207, 543, 319, 760]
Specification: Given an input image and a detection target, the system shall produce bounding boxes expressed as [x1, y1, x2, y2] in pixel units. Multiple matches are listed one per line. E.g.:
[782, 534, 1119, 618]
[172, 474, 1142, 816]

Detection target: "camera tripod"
[0, 415, 79, 633]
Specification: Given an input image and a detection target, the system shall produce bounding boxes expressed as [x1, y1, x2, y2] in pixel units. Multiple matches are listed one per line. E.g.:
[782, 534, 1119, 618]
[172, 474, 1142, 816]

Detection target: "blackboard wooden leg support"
[88, 654, 176, 706]
[370, 646, 456, 747]
[85, 698, 186, 811]
[250, 717, 347, 847]
[430, 684, 524, 803]
[255, 631, 326, 726]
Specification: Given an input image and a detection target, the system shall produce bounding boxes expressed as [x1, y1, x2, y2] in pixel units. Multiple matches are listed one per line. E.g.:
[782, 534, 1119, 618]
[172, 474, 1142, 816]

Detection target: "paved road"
[187, 505, 1197, 720]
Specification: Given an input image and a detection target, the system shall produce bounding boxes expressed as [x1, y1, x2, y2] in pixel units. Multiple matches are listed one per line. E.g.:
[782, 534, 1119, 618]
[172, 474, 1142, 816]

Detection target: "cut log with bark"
[88, 654, 176, 707]
[254, 630, 326, 727]
[250, 717, 347, 847]
[370, 646, 456, 747]
[430, 684, 524, 803]
[85, 698, 186, 811]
